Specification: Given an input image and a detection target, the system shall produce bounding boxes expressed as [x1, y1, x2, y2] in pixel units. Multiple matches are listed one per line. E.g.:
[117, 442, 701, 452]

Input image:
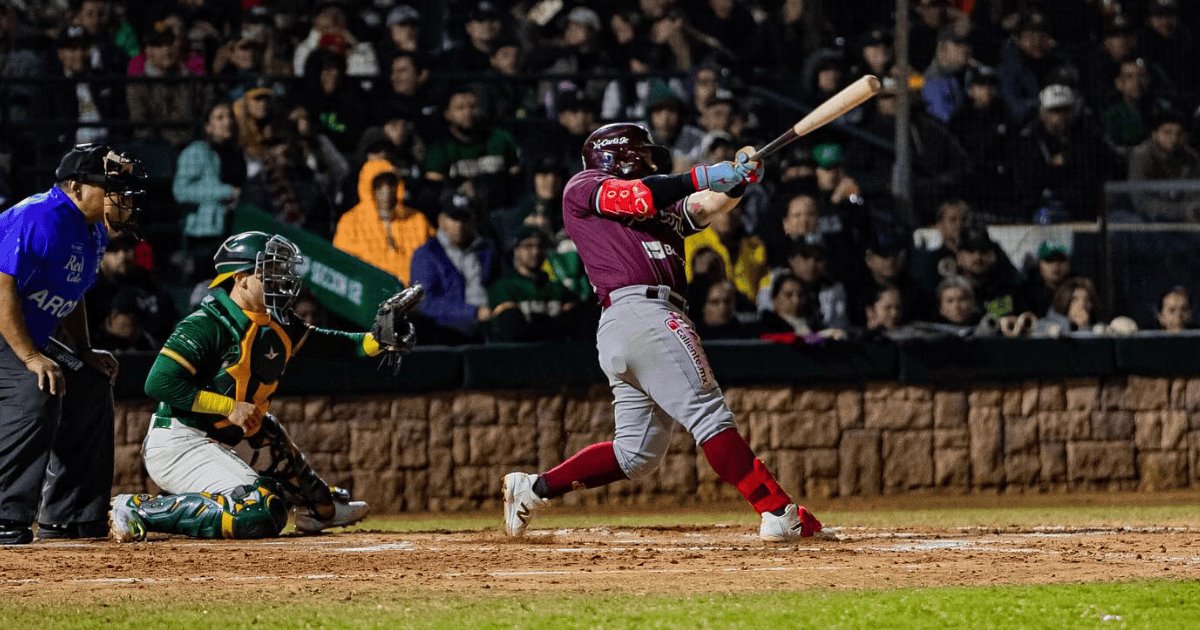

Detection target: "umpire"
[0, 144, 145, 544]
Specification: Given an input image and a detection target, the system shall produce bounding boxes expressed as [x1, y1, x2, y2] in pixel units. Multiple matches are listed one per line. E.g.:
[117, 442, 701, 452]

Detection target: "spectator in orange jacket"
[332, 159, 433, 285]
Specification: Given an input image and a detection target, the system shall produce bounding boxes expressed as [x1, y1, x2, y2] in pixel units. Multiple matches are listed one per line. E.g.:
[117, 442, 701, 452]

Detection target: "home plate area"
[5, 525, 1198, 596]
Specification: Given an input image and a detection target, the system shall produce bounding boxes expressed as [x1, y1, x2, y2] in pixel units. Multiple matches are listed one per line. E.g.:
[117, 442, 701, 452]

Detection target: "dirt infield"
[3, 520, 1198, 604]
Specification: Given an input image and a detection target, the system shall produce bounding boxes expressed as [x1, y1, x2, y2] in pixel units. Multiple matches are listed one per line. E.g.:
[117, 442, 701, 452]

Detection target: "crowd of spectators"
[1, 0, 1198, 349]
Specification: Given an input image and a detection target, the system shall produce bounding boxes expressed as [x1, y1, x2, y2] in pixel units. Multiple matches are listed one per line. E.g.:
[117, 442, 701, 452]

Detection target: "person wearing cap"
[1140, 0, 1196, 96]
[0, 143, 146, 544]
[37, 27, 119, 147]
[1019, 240, 1075, 317]
[1101, 58, 1153, 152]
[948, 66, 1012, 214]
[125, 29, 197, 147]
[922, 25, 973, 123]
[374, 4, 422, 65]
[440, 1, 503, 73]
[424, 86, 521, 209]
[524, 89, 597, 180]
[409, 192, 497, 343]
[784, 241, 850, 331]
[480, 36, 536, 123]
[998, 11, 1060, 125]
[293, 1, 378, 79]
[644, 81, 705, 167]
[486, 226, 581, 343]
[233, 79, 275, 164]
[333, 160, 433, 285]
[850, 27, 893, 79]
[1128, 109, 1200, 221]
[848, 228, 925, 326]
[909, 0, 964, 71]
[1011, 84, 1120, 221]
[215, 32, 265, 84]
[952, 228, 1027, 319]
[1081, 15, 1138, 109]
[86, 232, 177, 348]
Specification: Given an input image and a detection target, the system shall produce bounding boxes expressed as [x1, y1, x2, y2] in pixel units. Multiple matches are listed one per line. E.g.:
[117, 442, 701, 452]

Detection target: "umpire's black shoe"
[35, 520, 109, 541]
[0, 520, 33, 545]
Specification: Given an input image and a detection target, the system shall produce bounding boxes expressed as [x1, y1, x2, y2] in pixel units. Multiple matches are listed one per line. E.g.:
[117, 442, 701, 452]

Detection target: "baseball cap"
[1149, 107, 1186, 131]
[556, 89, 594, 113]
[509, 225, 549, 252]
[56, 25, 88, 48]
[55, 143, 146, 191]
[867, 229, 908, 257]
[858, 28, 891, 49]
[1037, 240, 1069, 261]
[440, 191, 474, 221]
[143, 29, 176, 48]
[813, 144, 842, 169]
[958, 228, 994, 252]
[469, 1, 501, 22]
[645, 80, 685, 112]
[1104, 15, 1135, 37]
[1038, 84, 1076, 111]
[1148, 0, 1179, 16]
[966, 65, 998, 87]
[565, 7, 601, 31]
[789, 240, 827, 260]
[937, 25, 970, 44]
[1015, 11, 1050, 34]
[387, 5, 420, 26]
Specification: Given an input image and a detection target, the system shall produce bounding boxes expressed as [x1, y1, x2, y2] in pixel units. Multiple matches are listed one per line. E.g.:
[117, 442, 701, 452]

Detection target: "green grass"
[350, 500, 1200, 534]
[5, 580, 1197, 629]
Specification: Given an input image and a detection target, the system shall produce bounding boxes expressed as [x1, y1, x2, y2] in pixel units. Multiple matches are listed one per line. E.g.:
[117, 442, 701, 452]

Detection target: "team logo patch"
[665, 312, 715, 391]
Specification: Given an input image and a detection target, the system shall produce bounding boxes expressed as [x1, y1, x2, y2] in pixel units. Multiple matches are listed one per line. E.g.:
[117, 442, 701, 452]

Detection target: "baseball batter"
[110, 231, 422, 541]
[503, 123, 824, 542]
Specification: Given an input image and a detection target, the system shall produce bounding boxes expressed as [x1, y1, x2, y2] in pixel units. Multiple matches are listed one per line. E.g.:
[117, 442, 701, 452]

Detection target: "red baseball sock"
[701, 428, 791, 514]
[537, 441, 628, 498]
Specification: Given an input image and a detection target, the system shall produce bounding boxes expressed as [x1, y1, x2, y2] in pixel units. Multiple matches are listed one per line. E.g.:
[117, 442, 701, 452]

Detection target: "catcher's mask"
[211, 231, 305, 323]
[55, 143, 148, 236]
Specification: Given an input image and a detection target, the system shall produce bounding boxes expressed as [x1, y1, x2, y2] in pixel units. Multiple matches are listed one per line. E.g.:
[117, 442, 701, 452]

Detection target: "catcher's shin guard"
[124, 478, 288, 540]
[248, 414, 337, 520]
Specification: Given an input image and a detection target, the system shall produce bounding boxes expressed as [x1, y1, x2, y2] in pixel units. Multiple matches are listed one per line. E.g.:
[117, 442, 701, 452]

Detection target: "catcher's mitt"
[373, 284, 425, 374]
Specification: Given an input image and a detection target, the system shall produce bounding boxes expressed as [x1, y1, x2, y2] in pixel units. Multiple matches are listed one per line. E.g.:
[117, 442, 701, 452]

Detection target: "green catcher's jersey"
[145, 289, 379, 445]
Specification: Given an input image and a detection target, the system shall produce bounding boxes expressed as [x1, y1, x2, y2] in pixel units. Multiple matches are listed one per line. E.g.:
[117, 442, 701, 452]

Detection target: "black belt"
[601, 287, 688, 311]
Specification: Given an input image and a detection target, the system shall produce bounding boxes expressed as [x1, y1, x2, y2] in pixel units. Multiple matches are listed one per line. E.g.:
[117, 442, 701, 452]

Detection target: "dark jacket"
[1010, 115, 1121, 221]
[410, 235, 497, 330]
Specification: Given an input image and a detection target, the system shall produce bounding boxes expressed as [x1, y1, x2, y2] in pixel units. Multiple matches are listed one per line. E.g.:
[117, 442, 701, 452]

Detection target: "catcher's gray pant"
[597, 285, 736, 479]
[143, 418, 258, 495]
[0, 338, 113, 526]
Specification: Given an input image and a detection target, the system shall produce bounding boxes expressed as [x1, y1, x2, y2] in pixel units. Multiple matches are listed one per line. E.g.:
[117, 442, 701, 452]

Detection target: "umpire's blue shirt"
[0, 186, 107, 350]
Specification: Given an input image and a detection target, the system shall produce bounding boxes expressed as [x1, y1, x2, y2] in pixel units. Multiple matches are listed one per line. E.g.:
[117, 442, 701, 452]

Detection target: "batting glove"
[735, 152, 765, 184]
[691, 161, 743, 194]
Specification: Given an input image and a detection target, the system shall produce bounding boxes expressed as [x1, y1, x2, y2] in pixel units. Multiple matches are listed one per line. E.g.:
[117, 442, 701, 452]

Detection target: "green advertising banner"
[232, 205, 402, 328]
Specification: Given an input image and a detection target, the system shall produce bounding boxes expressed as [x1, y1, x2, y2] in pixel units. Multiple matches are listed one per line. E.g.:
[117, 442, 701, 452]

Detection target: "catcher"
[110, 231, 422, 541]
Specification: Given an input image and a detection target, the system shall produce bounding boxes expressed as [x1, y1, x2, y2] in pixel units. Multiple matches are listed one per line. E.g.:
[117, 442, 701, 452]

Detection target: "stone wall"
[112, 376, 1200, 512]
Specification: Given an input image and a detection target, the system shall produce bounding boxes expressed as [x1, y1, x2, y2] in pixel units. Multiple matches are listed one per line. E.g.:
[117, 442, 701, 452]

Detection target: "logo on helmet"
[593, 137, 629, 149]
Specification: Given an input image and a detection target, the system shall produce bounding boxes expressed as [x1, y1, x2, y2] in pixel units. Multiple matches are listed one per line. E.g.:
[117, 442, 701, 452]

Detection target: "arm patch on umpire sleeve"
[596, 179, 656, 220]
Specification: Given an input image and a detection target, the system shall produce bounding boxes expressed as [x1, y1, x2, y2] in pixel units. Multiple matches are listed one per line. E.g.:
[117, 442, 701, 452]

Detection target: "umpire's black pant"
[0, 338, 114, 526]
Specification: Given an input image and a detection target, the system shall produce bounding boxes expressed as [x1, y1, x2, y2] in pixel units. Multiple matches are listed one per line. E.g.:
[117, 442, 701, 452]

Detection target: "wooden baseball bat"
[742, 75, 882, 162]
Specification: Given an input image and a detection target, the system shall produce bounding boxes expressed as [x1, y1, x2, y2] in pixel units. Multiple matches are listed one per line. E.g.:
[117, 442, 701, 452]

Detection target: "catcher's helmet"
[581, 123, 673, 179]
[210, 231, 305, 324]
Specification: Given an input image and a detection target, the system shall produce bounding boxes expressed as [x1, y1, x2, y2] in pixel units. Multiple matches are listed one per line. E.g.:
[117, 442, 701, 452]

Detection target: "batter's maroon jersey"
[562, 169, 702, 304]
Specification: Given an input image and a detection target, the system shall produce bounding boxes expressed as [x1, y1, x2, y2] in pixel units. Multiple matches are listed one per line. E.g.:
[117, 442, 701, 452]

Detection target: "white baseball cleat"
[294, 499, 370, 533]
[503, 472, 549, 537]
[109, 494, 147, 543]
[759, 503, 824, 542]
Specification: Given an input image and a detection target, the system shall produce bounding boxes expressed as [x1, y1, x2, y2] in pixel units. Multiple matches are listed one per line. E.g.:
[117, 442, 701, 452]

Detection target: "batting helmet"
[581, 123, 673, 179]
[211, 231, 305, 324]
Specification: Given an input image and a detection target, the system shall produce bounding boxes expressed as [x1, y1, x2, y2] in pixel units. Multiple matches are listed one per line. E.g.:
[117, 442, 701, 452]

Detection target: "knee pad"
[611, 438, 668, 481]
[225, 477, 289, 539]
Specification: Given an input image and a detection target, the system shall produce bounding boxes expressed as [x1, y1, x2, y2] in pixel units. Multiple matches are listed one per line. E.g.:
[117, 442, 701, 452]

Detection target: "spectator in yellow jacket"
[684, 206, 769, 303]
[332, 159, 433, 285]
